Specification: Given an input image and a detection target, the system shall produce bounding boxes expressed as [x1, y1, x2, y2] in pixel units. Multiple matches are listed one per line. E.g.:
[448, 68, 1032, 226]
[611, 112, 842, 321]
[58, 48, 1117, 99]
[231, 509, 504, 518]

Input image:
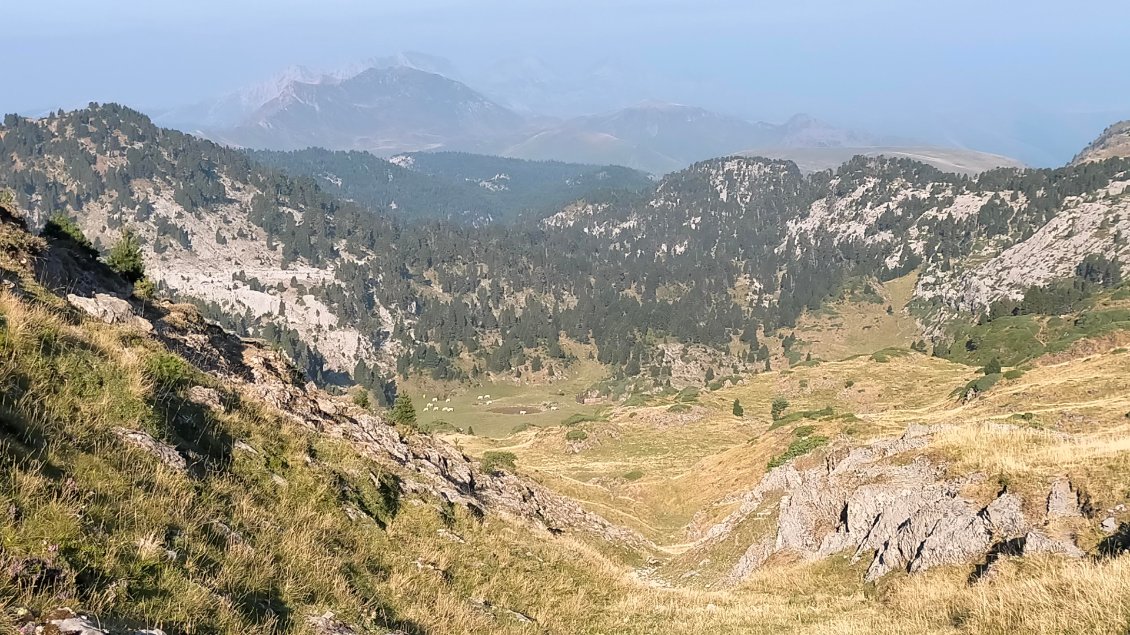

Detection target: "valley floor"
[447, 332, 1130, 633]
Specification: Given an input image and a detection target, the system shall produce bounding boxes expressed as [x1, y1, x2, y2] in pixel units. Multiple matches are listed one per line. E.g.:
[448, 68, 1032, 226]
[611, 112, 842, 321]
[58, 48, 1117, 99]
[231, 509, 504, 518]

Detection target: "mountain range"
[3, 103, 1130, 633]
[3, 104, 1126, 390]
[162, 59, 1023, 175]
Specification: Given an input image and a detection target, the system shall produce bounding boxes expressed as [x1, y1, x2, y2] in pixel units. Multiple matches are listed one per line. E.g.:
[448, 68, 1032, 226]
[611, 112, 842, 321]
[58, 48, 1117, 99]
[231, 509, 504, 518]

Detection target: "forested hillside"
[2, 104, 1129, 402]
[250, 147, 652, 224]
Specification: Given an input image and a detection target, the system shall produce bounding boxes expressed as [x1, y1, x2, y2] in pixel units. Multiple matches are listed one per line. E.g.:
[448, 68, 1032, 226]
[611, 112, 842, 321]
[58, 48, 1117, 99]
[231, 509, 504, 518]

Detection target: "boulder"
[1046, 478, 1083, 520]
[67, 293, 151, 331]
[113, 428, 187, 473]
[186, 386, 225, 412]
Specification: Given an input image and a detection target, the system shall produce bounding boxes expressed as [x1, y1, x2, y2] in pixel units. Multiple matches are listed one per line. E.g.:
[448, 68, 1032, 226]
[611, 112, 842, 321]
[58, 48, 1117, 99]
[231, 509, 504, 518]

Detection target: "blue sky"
[4, 0, 1128, 164]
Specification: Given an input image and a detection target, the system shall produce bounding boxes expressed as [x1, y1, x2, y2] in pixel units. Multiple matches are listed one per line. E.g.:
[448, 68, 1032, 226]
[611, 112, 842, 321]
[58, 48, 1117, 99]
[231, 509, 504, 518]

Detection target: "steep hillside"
[1072, 120, 1130, 165]
[250, 148, 652, 224]
[0, 202, 653, 634]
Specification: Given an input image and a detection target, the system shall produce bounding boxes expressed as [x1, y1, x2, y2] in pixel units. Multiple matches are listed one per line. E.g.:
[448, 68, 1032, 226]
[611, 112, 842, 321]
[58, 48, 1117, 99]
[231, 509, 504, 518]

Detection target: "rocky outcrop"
[1046, 477, 1086, 519]
[705, 426, 1090, 584]
[141, 300, 648, 549]
[67, 293, 153, 331]
[112, 428, 187, 473]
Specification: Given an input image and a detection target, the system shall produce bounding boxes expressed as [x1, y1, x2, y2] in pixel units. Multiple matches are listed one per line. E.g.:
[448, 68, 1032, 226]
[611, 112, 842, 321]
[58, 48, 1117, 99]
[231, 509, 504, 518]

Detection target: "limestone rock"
[39, 609, 166, 635]
[144, 301, 649, 550]
[113, 428, 186, 473]
[67, 293, 151, 331]
[1022, 531, 1085, 558]
[186, 385, 225, 412]
[707, 426, 1050, 584]
[307, 612, 359, 635]
[1046, 478, 1083, 520]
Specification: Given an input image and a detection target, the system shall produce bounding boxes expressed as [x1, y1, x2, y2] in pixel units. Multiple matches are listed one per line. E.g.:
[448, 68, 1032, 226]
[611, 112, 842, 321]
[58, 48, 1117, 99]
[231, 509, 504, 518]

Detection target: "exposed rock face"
[705, 426, 1089, 584]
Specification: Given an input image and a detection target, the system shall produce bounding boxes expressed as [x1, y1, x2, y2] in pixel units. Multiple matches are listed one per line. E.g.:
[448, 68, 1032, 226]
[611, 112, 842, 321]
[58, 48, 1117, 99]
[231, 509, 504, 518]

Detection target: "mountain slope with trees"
[2, 104, 1129, 402]
[249, 147, 652, 224]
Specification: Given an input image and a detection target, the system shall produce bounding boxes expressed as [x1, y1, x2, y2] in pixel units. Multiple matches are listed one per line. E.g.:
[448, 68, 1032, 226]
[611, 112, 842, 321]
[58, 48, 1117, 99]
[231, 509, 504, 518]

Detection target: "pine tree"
[390, 394, 417, 429]
[771, 397, 789, 421]
[732, 399, 743, 417]
[106, 228, 146, 283]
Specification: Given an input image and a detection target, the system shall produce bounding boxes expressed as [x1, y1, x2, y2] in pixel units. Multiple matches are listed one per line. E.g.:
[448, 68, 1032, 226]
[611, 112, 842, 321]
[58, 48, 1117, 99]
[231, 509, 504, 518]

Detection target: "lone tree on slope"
[391, 394, 417, 429]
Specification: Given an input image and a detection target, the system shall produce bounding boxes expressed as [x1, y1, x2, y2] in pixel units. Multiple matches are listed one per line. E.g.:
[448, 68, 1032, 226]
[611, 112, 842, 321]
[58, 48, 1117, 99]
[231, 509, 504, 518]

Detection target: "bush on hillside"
[480, 451, 517, 475]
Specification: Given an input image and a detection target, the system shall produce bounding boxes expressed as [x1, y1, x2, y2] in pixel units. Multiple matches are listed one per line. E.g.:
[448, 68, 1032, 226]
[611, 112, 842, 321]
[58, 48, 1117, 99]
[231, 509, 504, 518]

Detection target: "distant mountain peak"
[362, 51, 462, 80]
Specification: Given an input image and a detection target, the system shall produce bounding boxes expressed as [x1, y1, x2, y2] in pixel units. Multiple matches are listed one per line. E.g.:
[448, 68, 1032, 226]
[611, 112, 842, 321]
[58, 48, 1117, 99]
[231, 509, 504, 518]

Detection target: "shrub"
[565, 429, 588, 442]
[1003, 369, 1025, 380]
[480, 451, 517, 475]
[562, 413, 604, 427]
[145, 352, 195, 391]
[732, 399, 743, 417]
[623, 469, 644, 481]
[676, 387, 699, 403]
[983, 357, 1003, 375]
[768, 435, 829, 468]
[771, 397, 790, 421]
[793, 425, 816, 438]
[41, 214, 96, 256]
[107, 228, 146, 283]
[844, 379, 855, 389]
[667, 403, 692, 413]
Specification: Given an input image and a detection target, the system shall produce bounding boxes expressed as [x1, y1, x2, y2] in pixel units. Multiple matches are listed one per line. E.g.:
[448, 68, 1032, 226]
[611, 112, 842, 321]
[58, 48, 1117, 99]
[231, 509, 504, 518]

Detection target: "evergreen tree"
[390, 394, 417, 429]
[732, 399, 743, 417]
[983, 357, 1002, 375]
[106, 227, 146, 283]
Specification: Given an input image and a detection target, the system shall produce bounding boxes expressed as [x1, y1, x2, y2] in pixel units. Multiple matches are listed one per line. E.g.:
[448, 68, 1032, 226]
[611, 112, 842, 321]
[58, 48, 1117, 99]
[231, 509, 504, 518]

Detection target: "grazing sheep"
[519, 410, 527, 415]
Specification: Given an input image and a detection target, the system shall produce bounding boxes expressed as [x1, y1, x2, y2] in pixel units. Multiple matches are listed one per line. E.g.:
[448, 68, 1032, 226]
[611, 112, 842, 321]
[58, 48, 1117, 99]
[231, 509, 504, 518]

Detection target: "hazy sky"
[5, 0, 1129, 164]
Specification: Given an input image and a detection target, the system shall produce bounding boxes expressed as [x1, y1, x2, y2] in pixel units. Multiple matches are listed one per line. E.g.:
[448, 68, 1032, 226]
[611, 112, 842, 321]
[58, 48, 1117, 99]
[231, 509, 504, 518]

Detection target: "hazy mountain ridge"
[213, 66, 530, 155]
[170, 58, 1023, 176]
